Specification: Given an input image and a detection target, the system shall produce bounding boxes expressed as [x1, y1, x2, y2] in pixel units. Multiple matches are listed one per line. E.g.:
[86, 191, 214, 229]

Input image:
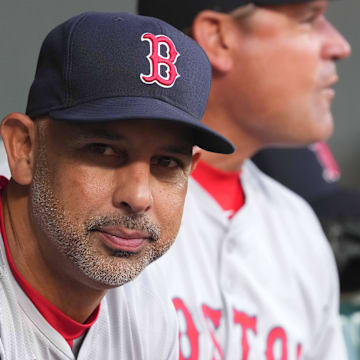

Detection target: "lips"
[320, 74, 338, 101]
[322, 87, 336, 101]
[96, 227, 149, 253]
[321, 71, 338, 87]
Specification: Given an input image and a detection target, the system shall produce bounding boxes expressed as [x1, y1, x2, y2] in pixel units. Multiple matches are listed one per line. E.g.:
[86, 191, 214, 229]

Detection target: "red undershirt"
[192, 160, 245, 219]
[0, 176, 100, 349]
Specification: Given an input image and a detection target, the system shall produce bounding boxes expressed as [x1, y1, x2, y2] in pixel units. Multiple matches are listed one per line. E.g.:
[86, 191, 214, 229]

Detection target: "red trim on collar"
[0, 176, 8, 190]
[192, 160, 245, 219]
[0, 178, 100, 349]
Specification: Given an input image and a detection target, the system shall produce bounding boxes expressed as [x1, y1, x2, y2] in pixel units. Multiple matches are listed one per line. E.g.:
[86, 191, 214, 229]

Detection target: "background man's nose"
[322, 20, 351, 61]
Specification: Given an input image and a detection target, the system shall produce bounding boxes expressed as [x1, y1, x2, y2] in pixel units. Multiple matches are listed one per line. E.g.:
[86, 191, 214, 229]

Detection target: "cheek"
[246, 35, 318, 90]
[236, 40, 319, 122]
[278, 57, 317, 95]
[153, 181, 188, 238]
[50, 165, 114, 219]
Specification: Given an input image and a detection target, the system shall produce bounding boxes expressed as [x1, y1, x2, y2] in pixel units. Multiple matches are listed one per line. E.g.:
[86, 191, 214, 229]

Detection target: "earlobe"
[192, 10, 234, 73]
[0, 113, 36, 185]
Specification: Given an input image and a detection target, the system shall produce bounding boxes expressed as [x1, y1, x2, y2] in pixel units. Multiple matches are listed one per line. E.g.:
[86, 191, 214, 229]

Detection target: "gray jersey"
[0, 233, 178, 360]
[148, 160, 346, 359]
[0, 141, 10, 179]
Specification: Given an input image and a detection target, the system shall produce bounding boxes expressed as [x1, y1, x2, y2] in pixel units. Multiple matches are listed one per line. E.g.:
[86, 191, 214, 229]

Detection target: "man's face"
[227, 0, 351, 147]
[30, 118, 195, 289]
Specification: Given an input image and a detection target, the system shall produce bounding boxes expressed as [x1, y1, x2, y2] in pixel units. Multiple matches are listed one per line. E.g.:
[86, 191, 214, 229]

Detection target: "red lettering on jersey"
[140, 33, 180, 88]
[233, 309, 257, 360]
[296, 343, 302, 360]
[202, 304, 224, 360]
[265, 327, 288, 360]
[173, 298, 199, 360]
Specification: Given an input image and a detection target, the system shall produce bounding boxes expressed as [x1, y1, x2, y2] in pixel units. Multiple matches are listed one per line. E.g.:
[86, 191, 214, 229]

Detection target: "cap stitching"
[27, 13, 207, 125]
[65, 13, 90, 106]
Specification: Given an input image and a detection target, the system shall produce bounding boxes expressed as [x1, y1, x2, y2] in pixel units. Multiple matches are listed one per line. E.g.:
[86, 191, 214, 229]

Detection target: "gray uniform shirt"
[0, 141, 10, 179]
[0, 232, 178, 360]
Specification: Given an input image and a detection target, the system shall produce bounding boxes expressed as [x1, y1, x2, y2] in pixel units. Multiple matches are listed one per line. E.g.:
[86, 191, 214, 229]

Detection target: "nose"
[112, 162, 153, 214]
[321, 19, 351, 61]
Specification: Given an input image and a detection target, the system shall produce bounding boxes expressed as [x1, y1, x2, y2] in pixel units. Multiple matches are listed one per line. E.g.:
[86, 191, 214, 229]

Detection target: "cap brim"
[49, 97, 234, 154]
[310, 188, 360, 220]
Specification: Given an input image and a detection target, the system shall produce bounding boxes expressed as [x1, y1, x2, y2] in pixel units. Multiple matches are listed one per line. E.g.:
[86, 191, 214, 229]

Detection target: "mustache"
[84, 215, 161, 242]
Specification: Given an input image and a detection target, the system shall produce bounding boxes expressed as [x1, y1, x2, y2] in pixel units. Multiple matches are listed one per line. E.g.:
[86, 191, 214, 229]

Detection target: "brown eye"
[88, 144, 117, 156]
[152, 157, 181, 169]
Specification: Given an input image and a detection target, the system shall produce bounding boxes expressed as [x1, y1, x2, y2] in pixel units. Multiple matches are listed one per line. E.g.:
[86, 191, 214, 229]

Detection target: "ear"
[192, 10, 237, 73]
[0, 113, 36, 185]
[190, 147, 202, 174]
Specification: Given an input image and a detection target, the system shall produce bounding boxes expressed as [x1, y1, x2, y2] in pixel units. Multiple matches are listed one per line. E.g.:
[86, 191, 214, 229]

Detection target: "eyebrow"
[286, 1, 326, 19]
[70, 127, 193, 155]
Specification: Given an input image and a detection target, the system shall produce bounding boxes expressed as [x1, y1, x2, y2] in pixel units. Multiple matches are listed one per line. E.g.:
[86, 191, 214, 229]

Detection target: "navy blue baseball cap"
[138, 0, 318, 30]
[26, 12, 234, 154]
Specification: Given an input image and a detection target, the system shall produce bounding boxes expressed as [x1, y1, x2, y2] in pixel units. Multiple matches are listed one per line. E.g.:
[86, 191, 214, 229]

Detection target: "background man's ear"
[190, 147, 202, 174]
[0, 113, 36, 185]
[192, 10, 236, 73]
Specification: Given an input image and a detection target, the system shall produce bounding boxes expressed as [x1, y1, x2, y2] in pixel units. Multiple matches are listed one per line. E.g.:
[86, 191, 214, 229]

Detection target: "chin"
[316, 117, 334, 142]
[300, 111, 334, 144]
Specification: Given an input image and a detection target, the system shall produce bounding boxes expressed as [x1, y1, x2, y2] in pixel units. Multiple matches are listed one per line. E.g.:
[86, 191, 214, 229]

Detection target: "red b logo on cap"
[140, 33, 180, 88]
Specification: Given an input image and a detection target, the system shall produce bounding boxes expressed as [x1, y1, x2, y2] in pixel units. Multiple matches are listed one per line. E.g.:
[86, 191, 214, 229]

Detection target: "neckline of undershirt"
[191, 160, 245, 219]
[0, 176, 100, 349]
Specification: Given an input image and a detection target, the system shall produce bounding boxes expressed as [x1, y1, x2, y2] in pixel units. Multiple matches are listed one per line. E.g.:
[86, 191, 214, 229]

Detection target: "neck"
[200, 92, 262, 172]
[198, 148, 246, 172]
[2, 182, 105, 323]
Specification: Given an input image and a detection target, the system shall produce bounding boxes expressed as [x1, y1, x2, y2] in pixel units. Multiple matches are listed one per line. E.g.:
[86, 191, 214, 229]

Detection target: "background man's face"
[227, 0, 351, 147]
[30, 118, 195, 289]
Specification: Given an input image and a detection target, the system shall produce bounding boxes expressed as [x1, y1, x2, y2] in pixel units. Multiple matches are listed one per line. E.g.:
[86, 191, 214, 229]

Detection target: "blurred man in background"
[139, 0, 351, 358]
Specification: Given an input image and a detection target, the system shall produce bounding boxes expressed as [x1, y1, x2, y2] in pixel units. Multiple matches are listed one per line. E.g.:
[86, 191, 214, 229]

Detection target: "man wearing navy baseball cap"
[0, 12, 233, 359]
[139, 0, 351, 359]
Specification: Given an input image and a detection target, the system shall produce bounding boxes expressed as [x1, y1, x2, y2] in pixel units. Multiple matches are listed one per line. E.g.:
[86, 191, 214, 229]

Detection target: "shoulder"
[242, 160, 330, 237]
[0, 237, 34, 359]
[244, 160, 331, 247]
[243, 160, 316, 212]
[0, 141, 10, 179]
[243, 160, 339, 296]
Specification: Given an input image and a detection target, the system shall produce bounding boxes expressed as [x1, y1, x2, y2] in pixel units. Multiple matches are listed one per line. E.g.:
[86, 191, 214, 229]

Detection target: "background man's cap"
[26, 12, 234, 154]
[138, 0, 315, 30]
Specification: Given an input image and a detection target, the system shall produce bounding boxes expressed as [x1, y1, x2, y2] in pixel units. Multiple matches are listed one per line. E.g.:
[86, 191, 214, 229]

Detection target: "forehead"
[42, 118, 195, 150]
[259, 0, 328, 15]
[230, 0, 329, 35]
[232, 0, 328, 18]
